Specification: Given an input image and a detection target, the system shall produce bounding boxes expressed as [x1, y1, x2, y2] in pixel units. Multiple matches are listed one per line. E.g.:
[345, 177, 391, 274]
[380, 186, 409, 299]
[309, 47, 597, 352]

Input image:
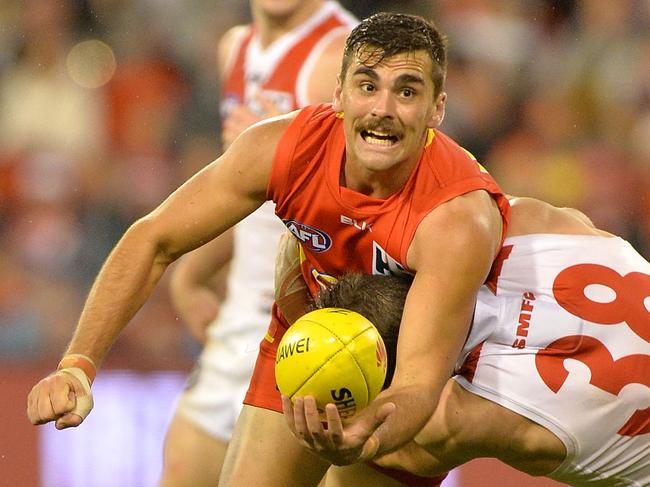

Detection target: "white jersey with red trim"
[456, 234, 650, 486]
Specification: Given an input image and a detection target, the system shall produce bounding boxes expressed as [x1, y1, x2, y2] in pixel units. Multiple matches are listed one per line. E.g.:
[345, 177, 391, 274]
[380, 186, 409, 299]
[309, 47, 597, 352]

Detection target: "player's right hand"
[221, 94, 283, 149]
[282, 394, 395, 466]
[27, 368, 93, 430]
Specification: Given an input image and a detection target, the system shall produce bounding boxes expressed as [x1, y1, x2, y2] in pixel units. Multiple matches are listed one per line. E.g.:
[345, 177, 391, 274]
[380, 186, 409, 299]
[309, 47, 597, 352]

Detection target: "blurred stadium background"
[1, 0, 648, 485]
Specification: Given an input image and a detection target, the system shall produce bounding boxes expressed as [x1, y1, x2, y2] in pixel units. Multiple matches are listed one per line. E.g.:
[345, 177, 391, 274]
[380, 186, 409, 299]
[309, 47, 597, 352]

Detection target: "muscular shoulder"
[222, 110, 298, 196]
[233, 110, 298, 155]
[217, 24, 250, 77]
[304, 29, 349, 104]
[407, 191, 503, 271]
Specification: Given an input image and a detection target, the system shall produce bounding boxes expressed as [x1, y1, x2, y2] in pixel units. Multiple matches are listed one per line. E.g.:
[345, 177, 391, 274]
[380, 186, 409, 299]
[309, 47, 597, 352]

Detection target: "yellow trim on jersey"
[461, 147, 477, 160]
[335, 111, 344, 118]
[425, 128, 435, 147]
[299, 242, 307, 263]
[459, 146, 489, 173]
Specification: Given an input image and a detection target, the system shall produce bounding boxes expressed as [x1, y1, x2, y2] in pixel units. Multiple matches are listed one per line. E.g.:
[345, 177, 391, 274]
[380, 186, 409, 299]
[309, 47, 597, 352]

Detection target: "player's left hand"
[281, 395, 395, 466]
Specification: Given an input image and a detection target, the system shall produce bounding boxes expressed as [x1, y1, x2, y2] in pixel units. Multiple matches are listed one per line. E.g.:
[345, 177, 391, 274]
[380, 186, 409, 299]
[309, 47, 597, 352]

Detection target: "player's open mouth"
[360, 130, 399, 146]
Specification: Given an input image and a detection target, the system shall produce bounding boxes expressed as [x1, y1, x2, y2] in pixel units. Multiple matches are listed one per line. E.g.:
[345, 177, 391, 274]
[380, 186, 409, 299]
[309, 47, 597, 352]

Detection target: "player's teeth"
[366, 136, 393, 146]
[363, 131, 396, 145]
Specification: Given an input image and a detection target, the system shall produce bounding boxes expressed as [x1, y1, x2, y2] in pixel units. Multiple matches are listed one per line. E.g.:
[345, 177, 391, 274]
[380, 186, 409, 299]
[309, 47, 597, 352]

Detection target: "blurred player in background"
[160, 1, 356, 486]
[279, 197, 650, 486]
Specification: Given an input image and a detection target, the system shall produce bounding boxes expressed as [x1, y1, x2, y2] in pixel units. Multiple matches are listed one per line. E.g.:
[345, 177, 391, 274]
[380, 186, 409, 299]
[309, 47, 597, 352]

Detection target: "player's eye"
[401, 87, 415, 98]
[360, 82, 375, 93]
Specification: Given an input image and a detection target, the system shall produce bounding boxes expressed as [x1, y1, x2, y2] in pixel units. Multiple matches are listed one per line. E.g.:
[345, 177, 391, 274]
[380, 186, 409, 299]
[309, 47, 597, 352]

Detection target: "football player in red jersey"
[27, 13, 508, 487]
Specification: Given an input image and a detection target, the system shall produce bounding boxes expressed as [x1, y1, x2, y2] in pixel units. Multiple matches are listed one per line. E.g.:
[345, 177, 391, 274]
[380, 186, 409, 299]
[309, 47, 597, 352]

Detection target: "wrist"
[57, 354, 97, 385]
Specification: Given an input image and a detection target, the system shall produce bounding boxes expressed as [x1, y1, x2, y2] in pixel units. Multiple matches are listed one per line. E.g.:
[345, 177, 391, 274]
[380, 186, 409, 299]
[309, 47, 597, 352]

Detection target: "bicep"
[394, 191, 502, 388]
[144, 119, 287, 261]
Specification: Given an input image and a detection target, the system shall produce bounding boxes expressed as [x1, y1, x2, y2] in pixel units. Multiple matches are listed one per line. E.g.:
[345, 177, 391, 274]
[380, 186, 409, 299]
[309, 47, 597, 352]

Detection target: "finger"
[281, 395, 297, 432]
[35, 383, 58, 424]
[58, 368, 93, 421]
[303, 396, 323, 431]
[374, 402, 396, 425]
[50, 380, 75, 416]
[303, 396, 327, 446]
[55, 413, 84, 430]
[292, 396, 310, 444]
[356, 401, 395, 432]
[325, 403, 344, 445]
[27, 384, 39, 424]
[358, 402, 396, 461]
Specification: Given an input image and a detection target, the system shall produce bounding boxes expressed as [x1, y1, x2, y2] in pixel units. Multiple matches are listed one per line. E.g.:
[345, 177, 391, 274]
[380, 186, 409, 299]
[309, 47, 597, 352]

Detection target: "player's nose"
[370, 89, 396, 119]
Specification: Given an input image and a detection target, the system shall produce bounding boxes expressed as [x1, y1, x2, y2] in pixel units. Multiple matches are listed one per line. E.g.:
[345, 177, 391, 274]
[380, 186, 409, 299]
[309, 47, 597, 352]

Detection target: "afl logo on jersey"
[283, 220, 332, 253]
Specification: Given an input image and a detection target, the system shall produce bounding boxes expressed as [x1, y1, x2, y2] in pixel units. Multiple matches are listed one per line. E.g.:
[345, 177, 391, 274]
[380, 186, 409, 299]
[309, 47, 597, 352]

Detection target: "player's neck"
[341, 152, 422, 200]
[254, 1, 324, 48]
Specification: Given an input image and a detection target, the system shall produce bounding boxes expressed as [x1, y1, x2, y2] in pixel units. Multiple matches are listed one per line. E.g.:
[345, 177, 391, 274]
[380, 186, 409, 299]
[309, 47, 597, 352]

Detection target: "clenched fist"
[27, 368, 93, 430]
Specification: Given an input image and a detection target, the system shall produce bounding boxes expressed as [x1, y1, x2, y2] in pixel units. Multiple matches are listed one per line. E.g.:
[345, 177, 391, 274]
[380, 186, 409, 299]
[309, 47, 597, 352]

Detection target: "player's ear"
[332, 74, 343, 112]
[427, 91, 446, 128]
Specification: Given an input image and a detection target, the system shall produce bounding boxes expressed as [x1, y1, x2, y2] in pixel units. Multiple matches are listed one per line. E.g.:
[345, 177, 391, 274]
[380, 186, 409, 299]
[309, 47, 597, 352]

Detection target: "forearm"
[65, 219, 172, 366]
[368, 383, 438, 457]
[375, 440, 443, 478]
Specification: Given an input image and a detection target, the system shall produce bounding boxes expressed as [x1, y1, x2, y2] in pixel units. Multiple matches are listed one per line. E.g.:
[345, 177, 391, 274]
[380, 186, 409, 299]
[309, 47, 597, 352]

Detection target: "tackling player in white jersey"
[280, 197, 650, 486]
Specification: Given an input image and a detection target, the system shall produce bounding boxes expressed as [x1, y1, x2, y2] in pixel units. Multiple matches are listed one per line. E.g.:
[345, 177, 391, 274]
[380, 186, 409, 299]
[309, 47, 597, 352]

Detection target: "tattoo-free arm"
[366, 190, 502, 457]
[27, 114, 293, 428]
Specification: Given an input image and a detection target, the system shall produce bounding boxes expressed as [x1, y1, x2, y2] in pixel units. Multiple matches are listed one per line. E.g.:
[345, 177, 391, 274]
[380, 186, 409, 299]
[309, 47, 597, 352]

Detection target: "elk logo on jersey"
[284, 220, 332, 253]
[372, 241, 410, 276]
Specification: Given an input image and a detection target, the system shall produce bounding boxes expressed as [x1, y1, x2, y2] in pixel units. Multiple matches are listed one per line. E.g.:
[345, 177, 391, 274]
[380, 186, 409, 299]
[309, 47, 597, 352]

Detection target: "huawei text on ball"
[276, 337, 312, 364]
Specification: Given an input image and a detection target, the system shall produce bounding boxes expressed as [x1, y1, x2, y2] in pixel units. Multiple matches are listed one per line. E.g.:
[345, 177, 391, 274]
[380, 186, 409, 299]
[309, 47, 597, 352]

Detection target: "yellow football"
[275, 307, 387, 419]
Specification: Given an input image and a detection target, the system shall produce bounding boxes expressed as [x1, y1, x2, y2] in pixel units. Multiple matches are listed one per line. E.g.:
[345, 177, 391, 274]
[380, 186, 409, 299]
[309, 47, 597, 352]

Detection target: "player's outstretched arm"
[26, 114, 293, 428]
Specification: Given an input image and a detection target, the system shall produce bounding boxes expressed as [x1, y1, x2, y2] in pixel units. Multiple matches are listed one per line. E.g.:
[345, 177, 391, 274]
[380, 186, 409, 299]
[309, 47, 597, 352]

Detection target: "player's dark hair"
[311, 273, 412, 389]
[340, 12, 448, 96]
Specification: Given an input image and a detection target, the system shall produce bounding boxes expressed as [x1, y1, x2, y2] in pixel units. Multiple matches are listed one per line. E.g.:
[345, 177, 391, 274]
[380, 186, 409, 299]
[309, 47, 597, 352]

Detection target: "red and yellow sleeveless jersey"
[268, 103, 511, 297]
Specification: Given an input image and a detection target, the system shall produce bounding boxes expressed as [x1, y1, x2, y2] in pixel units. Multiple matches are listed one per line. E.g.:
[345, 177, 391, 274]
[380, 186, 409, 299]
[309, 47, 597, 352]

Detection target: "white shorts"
[174, 334, 261, 441]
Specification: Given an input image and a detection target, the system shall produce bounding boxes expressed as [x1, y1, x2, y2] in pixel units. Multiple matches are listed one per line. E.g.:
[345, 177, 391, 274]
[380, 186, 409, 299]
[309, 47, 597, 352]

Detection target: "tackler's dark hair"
[312, 273, 412, 389]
